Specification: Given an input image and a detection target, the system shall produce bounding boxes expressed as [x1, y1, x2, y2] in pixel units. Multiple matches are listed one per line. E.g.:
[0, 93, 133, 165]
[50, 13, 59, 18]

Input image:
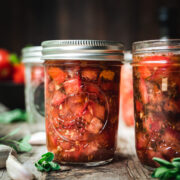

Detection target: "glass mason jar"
[42, 40, 123, 166]
[22, 46, 45, 124]
[120, 51, 134, 126]
[132, 39, 180, 168]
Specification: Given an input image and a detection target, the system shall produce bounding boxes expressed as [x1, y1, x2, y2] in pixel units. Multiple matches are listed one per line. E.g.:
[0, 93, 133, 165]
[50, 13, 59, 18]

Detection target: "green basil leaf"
[152, 167, 169, 178]
[49, 162, 60, 170]
[42, 152, 54, 162]
[176, 174, 180, 180]
[172, 161, 180, 169]
[161, 169, 178, 180]
[35, 163, 44, 171]
[153, 157, 175, 168]
[173, 158, 180, 163]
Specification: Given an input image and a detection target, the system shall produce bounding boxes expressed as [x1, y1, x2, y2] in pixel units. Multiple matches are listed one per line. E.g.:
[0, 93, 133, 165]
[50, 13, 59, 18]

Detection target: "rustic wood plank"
[0, 123, 153, 180]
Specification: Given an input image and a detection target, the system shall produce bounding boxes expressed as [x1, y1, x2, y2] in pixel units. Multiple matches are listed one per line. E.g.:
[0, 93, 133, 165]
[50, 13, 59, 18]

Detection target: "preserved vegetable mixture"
[42, 40, 123, 165]
[133, 53, 180, 167]
[45, 61, 120, 164]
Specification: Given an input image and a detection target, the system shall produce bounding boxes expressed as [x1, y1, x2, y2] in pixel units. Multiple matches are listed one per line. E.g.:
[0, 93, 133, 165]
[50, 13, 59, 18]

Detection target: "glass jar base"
[59, 158, 113, 167]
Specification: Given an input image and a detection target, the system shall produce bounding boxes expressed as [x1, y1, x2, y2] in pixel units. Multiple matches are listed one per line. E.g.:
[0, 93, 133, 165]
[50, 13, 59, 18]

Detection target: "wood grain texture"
[0, 123, 153, 180]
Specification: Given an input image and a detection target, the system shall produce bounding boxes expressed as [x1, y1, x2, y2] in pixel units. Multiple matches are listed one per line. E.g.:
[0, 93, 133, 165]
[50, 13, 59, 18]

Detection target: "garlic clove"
[29, 132, 46, 145]
[0, 145, 16, 169]
[6, 153, 35, 180]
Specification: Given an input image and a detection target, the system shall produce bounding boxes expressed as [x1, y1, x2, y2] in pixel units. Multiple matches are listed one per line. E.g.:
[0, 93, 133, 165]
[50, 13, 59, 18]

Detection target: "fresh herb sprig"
[0, 128, 32, 152]
[35, 152, 60, 172]
[152, 157, 180, 180]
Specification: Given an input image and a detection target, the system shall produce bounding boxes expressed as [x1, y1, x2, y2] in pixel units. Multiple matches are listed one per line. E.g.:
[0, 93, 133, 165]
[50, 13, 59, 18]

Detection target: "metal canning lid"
[41, 40, 124, 61]
[133, 39, 180, 54]
[22, 46, 43, 63]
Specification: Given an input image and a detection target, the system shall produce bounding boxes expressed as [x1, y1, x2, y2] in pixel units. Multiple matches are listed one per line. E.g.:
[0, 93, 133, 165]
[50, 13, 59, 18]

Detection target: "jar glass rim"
[133, 39, 180, 54]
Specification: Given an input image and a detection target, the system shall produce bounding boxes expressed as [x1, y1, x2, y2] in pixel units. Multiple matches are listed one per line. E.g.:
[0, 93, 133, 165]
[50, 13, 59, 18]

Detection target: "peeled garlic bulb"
[29, 132, 46, 145]
[6, 153, 34, 180]
[0, 145, 16, 169]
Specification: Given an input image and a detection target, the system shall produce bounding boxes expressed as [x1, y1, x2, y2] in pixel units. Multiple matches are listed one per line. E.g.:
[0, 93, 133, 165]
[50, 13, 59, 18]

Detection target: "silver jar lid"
[41, 40, 124, 61]
[22, 46, 43, 64]
[133, 39, 180, 54]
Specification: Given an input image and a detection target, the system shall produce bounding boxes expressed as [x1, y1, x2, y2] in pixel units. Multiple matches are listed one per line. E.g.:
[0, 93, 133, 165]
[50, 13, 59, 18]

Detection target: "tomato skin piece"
[48, 67, 67, 84]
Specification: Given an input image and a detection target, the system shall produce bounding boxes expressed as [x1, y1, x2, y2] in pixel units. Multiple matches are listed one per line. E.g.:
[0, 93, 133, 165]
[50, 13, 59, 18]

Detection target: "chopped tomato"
[88, 102, 105, 120]
[31, 66, 44, 84]
[86, 117, 103, 134]
[48, 67, 67, 84]
[64, 78, 81, 95]
[81, 68, 98, 80]
[51, 91, 66, 106]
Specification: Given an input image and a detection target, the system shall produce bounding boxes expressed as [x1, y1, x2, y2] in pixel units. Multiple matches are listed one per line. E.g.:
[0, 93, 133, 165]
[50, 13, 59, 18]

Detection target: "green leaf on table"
[0, 127, 20, 140]
[35, 152, 60, 172]
[152, 157, 180, 180]
[0, 109, 27, 124]
[17, 135, 32, 152]
[0, 128, 32, 153]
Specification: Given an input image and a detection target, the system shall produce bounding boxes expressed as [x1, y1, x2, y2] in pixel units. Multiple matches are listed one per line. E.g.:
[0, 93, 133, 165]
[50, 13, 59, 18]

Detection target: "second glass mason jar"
[42, 40, 123, 166]
[132, 39, 180, 168]
[22, 46, 45, 124]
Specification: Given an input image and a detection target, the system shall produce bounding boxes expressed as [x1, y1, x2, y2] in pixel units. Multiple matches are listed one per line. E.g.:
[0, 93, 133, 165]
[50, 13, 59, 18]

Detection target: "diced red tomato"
[84, 142, 99, 156]
[82, 110, 93, 123]
[64, 78, 81, 95]
[88, 102, 105, 120]
[81, 68, 98, 80]
[48, 67, 67, 84]
[139, 79, 149, 104]
[86, 117, 103, 134]
[51, 91, 66, 106]
[85, 84, 100, 95]
[70, 103, 87, 117]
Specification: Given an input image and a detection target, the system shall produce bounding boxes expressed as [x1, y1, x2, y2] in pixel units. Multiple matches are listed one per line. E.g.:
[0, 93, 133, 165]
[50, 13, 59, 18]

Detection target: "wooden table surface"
[0, 122, 153, 180]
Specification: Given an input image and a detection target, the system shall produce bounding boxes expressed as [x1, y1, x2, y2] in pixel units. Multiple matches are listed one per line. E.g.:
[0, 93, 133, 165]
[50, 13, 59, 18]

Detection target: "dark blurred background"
[0, 0, 180, 54]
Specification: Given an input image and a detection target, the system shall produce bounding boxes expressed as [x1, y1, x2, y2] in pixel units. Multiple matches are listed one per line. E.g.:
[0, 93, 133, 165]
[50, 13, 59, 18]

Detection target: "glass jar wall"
[22, 46, 44, 124]
[42, 40, 123, 166]
[132, 39, 180, 168]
